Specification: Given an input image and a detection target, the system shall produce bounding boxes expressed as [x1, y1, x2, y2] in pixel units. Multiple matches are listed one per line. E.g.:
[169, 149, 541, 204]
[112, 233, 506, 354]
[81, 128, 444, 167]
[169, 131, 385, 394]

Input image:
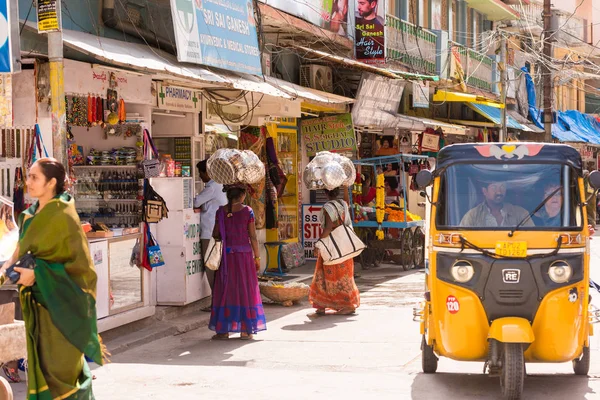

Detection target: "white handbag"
[204, 238, 222, 271]
[315, 201, 365, 265]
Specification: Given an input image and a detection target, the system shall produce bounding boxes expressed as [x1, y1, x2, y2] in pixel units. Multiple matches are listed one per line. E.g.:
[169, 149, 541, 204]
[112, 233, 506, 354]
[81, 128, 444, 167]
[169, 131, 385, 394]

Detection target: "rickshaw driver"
[460, 179, 533, 228]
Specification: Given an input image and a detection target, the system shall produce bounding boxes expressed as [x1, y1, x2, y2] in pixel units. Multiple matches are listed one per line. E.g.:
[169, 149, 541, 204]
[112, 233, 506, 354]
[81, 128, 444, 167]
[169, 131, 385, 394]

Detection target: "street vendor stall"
[352, 154, 428, 271]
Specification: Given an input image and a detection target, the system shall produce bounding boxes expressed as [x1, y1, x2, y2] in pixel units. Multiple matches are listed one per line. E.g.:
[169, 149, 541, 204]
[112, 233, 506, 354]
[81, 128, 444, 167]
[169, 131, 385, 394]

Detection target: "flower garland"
[375, 173, 385, 240]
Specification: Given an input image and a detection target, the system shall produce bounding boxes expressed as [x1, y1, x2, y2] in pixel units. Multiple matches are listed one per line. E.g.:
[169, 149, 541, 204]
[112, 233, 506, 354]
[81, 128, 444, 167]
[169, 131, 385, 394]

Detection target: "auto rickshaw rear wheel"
[500, 343, 524, 400]
[421, 335, 438, 374]
[573, 346, 590, 376]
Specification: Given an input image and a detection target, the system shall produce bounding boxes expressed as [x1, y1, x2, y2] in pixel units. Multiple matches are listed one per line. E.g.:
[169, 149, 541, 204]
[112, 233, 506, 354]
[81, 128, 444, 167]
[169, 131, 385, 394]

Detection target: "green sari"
[17, 193, 105, 400]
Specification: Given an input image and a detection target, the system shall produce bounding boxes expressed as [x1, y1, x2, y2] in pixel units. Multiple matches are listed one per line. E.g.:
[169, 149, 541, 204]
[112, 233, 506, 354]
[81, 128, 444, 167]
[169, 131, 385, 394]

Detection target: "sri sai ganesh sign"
[170, 0, 262, 76]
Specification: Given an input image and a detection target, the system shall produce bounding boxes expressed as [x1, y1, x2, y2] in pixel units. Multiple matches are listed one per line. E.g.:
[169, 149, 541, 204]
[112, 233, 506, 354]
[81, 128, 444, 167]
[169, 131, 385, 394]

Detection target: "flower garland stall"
[351, 155, 428, 271]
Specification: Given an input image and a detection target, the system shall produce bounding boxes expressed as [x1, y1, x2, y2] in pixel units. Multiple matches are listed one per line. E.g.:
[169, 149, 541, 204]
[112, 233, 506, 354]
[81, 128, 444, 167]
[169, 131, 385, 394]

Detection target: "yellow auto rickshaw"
[414, 143, 600, 400]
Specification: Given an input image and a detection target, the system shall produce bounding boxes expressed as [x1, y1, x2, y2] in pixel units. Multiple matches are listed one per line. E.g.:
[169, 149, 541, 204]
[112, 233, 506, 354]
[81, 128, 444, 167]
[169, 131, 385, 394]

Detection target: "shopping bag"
[146, 224, 165, 268]
[141, 129, 161, 178]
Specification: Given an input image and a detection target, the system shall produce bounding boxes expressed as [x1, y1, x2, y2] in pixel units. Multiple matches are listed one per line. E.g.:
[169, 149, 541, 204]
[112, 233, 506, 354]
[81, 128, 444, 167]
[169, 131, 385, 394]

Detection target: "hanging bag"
[141, 129, 161, 178]
[315, 200, 365, 265]
[146, 224, 165, 268]
[204, 208, 225, 271]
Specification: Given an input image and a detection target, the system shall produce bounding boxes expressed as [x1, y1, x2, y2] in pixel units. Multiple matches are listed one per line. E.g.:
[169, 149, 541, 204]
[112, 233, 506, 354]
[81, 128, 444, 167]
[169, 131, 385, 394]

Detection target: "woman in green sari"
[0, 158, 106, 399]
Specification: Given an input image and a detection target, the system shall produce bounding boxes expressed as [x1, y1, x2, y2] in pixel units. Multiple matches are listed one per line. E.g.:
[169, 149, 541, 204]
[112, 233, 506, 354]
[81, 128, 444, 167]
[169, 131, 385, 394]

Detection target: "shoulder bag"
[204, 208, 224, 271]
[315, 200, 365, 265]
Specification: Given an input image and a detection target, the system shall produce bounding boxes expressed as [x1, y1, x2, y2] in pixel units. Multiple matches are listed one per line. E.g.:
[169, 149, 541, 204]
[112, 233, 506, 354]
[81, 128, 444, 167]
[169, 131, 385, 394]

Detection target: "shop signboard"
[352, 72, 405, 127]
[36, 0, 61, 33]
[0, 0, 20, 73]
[170, 0, 262, 76]
[581, 145, 594, 162]
[354, 0, 385, 64]
[302, 204, 323, 260]
[259, 0, 353, 37]
[301, 113, 357, 156]
[412, 80, 429, 109]
[156, 83, 201, 112]
[63, 60, 154, 105]
[0, 73, 11, 127]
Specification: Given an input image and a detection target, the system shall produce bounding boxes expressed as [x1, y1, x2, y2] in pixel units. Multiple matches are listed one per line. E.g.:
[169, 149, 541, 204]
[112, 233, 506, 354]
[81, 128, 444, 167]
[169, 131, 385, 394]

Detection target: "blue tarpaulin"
[522, 67, 600, 144]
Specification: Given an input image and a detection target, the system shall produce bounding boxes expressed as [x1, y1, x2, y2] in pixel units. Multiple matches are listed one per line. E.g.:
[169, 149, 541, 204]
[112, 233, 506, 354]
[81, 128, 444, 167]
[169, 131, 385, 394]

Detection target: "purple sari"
[209, 206, 267, 334]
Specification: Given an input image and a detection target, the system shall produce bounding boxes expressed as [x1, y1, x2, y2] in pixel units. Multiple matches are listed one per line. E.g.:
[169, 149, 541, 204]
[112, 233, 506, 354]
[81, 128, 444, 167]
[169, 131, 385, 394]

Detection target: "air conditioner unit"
[300, 65, 333, 93]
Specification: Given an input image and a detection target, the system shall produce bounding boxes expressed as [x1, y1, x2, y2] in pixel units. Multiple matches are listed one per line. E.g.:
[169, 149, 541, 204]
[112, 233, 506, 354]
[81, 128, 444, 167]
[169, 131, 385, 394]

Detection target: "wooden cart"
[351, 154, 428, 271]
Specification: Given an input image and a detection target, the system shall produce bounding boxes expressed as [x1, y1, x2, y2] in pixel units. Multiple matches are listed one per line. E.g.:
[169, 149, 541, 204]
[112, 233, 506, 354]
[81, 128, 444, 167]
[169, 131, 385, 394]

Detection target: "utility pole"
[542, 0, 553, 143]
[47, 5, 68, 165]
[500, 34, 508, 142]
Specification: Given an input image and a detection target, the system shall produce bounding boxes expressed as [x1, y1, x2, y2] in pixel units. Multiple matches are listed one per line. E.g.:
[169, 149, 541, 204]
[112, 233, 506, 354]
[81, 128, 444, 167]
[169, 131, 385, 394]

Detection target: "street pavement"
[7, 238, 600, 399]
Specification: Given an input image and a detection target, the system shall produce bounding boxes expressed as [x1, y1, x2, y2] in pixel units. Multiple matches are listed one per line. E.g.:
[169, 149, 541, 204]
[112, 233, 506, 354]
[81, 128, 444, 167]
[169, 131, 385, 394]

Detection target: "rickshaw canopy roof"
[436, 143, 583, 175]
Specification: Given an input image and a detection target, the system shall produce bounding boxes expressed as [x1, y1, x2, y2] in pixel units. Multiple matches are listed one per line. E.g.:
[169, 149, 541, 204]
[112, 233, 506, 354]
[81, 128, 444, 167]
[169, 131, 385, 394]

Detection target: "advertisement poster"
[431, 0, 442, 30]
[37, 0, 60, 33]
[355, 0, 385, 64]
[170, 0, 262, 76]
[302, 204, 323, 260]
[259, 0, 352, 37]
[301, 113, 357, 157]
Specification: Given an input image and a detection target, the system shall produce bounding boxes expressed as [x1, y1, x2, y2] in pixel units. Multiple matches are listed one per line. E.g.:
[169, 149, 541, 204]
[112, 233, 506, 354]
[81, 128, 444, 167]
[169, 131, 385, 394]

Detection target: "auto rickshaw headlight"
[548, 261, 572, 283]
[451, 261, 474, 283]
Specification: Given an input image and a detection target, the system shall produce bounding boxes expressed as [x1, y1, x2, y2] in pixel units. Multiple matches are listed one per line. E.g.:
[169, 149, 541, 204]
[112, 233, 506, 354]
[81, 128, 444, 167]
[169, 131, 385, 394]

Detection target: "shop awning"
[355, 110, 466, 134]
[433, 90, 504, 108]
[467, 103, 524, 129]
[464, 0, 520, 21]
[287, 45, 439, 81]
[265, 76, 353, 113]
[507, 110, 544, 133]
[51, 28, 293, 100]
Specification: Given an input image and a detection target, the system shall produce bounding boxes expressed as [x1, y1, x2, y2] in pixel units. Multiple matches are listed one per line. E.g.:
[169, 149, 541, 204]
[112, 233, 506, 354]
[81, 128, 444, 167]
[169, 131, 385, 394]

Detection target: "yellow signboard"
[37, 0, 60, 33]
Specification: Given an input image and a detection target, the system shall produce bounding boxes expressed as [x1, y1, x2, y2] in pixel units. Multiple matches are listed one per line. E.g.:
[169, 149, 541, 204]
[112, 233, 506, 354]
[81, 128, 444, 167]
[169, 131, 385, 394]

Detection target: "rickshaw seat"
[488, 317, 535, 343]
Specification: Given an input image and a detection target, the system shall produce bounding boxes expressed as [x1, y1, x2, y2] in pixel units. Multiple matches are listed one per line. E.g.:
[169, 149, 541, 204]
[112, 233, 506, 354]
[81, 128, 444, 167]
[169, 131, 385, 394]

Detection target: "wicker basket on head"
[259, 285, 309, 307]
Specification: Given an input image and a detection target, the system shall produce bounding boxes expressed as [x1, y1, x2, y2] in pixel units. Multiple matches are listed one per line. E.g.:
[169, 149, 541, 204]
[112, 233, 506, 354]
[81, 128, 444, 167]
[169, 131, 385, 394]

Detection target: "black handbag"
[2, 252, 36, 285]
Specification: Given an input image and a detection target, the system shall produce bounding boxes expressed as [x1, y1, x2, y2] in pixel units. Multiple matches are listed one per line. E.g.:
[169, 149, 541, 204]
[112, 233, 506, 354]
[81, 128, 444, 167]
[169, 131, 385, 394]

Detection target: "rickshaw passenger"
[460, 181, 533, 228]
[533, 183, 563, 227]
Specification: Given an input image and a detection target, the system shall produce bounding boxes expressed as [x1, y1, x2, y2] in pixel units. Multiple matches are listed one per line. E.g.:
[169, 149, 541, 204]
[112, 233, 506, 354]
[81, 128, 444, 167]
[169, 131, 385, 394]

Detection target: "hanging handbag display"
[141, 129, 160, 178]
[315, 200, 365, 265]
[143, 180, 169, 223]
[145, 224, 165, 268]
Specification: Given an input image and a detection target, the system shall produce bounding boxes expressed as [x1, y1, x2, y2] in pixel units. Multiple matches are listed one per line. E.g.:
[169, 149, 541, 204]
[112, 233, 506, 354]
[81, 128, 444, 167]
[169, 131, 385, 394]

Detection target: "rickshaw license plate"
[495, 241, 527, 257]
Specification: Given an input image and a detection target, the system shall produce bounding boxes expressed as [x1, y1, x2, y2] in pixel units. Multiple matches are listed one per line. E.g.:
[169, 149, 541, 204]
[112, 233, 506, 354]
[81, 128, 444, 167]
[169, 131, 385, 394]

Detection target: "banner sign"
[412, 80, 430, 109]
[0, 74, 11, 127]
[259, 0, 353, 37]
[354, 0, 385, 64]
[301, 113, 357, 156]
[37, 0, 61, 33]
[0, 0, 20, 73]
[156, 83, 201, 112]
[302, 204, 323, 260]
[352, 72, 405, 127]
[170, 0, 262, 76]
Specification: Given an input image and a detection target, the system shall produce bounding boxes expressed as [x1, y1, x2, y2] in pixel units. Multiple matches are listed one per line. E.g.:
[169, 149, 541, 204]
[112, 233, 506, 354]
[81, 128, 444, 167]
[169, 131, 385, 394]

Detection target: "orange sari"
[309, 257, 360, 311]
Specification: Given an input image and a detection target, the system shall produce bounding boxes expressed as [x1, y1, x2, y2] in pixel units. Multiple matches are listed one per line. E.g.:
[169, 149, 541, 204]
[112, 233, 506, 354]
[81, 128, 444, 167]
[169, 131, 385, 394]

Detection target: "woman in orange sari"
[310, 187, 360, 315]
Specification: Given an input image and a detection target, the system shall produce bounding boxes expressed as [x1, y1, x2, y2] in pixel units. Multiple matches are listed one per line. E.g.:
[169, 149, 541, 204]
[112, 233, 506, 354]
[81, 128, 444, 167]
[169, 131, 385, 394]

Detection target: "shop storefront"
[60, 60, 156, 331]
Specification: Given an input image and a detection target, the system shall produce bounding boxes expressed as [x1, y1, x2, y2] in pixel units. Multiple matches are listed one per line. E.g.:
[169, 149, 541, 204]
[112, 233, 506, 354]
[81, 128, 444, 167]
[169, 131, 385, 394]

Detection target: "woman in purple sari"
[209, 184, 267, 340]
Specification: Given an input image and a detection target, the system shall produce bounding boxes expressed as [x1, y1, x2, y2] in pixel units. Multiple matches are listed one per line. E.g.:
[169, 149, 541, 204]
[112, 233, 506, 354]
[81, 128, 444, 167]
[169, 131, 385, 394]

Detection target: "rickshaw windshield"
[436, 163, 583, 230]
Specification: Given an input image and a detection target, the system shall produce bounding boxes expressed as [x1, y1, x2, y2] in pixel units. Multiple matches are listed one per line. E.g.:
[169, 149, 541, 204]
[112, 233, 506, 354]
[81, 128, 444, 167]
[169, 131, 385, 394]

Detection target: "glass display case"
[72, 165, 142, 231]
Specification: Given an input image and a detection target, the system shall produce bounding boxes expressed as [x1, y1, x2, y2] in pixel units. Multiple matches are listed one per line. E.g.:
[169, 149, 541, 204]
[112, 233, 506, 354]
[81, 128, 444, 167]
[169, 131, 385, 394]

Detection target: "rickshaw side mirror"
[588, 170, 600, 191]
[416, 170, 433, 189]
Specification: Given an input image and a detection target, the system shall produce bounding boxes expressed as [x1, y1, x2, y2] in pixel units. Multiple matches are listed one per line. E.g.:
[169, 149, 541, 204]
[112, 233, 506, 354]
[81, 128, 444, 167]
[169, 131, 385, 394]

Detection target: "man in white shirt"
[194, 160, 227, 311]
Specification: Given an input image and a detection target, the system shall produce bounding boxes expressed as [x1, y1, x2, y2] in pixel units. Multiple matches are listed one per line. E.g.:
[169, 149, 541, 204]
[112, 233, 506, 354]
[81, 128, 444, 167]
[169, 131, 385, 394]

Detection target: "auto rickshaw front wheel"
[500, 343, 525, 400]
[573, 346, 590, 376]
[421, 335, 438, 373]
